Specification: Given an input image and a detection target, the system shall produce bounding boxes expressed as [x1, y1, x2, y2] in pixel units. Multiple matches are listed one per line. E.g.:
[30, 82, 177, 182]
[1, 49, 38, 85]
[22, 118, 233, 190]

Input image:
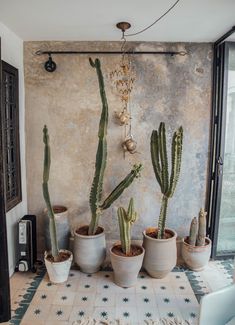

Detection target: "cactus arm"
[88, 58, 108, 235]
[196, 208, 207, 246]
[159, 123, 169, 195]
[42, 125, 59, 261]
[157, 195, 168, 239]
[188, 217, 198, 246]
[100, 164, 142, 210]
[167, 126, 183, 198]
[151, 130, 163, 191]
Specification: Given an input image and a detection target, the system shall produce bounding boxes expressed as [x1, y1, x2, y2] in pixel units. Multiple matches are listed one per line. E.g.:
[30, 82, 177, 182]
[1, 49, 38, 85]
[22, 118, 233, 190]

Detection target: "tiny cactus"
[117, 198, 137, 255]
[196, 208, 207, 246]
[42, 125, 59, 261]
[188, 208, 207, 246]
[188, 217, 198, 246]
[151, 122, 183, 239]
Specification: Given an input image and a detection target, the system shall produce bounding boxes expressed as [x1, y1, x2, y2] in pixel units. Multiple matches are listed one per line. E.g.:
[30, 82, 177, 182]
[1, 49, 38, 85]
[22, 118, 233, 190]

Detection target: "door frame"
[0, 39, 11, 322]
[207, 27, 235, 259]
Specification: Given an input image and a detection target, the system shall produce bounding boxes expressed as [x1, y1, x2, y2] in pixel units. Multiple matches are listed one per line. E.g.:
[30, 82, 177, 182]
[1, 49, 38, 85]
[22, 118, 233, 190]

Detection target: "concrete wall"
[0, 22, 27, 276]
[24, 41, 212, 253]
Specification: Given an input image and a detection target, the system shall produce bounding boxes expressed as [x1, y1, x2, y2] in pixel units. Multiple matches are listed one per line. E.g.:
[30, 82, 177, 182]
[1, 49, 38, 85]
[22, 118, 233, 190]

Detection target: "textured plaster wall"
[24, 41, 212, 252]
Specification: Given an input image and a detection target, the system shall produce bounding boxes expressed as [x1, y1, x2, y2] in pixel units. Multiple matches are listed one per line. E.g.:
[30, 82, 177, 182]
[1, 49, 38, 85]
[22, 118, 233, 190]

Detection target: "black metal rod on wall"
[35, 50, 187, 56]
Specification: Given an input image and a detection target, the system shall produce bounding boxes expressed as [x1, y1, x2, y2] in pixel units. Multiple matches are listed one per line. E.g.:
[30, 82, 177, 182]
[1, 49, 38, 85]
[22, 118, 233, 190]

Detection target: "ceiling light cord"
[124, 0, 181, 37]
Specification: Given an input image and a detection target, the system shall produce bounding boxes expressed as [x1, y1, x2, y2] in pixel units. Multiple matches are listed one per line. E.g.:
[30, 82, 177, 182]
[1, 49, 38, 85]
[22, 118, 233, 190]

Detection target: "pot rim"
[110, 244, 145, 260]
[143, 227, 177, 242]
[182, 236, 211, 248]
[44, 249, 73, 264]
[74, 225, 105, 239]
[44, 205, 68, 214]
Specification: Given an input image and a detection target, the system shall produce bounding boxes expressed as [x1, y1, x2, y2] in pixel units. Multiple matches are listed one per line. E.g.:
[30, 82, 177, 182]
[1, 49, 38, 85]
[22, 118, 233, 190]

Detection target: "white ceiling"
[0, 0, 235, 42]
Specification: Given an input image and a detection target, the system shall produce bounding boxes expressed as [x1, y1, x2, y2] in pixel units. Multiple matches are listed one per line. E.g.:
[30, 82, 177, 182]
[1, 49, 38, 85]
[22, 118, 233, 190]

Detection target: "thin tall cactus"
[88, 58, 142, 235]
[42, 125, 59, 261]
[118, 198, 137, 255]
[151, 122, 183, 239]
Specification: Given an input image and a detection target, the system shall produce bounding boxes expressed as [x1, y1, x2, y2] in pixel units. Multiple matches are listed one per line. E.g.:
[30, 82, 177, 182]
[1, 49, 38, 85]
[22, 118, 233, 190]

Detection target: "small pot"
[182, 237, 211, 271]
[110, 244, 145, 287]
[143, 227, 177, 278]
[73, 226, 106, 274]
[44, 249, 73, 283]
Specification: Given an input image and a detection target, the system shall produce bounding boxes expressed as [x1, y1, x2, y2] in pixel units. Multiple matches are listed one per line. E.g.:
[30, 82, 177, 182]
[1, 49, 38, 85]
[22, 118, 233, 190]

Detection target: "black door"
[208, 32, 235, 258]
[0, 39, 11, 322]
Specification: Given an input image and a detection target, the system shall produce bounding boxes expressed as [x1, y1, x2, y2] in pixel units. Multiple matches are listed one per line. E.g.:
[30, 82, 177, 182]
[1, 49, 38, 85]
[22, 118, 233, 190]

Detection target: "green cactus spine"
[188, 217, 198, 246]
[151, 122, 183, 239]
[42, 125, 59, 261]
[88, 58, 142, 235]
[196, 208, 207, 246]
[118, 198, 137, 255]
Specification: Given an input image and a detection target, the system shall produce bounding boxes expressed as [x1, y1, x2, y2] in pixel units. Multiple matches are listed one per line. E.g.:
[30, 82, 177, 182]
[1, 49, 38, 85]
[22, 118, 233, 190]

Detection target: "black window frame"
[1, 60, 22, 212]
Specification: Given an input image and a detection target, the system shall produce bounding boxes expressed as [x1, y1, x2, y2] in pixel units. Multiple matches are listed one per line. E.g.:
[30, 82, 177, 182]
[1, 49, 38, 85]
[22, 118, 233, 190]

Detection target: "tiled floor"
[4, 259, 234, 325]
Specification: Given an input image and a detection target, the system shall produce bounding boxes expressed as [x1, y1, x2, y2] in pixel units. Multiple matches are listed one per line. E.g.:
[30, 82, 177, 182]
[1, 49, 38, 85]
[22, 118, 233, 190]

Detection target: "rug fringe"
[72, 318, 191, 325]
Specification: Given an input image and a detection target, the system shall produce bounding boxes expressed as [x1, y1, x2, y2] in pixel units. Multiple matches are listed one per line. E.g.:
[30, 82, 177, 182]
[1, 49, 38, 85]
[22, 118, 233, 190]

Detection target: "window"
[1, 61, 21, 211]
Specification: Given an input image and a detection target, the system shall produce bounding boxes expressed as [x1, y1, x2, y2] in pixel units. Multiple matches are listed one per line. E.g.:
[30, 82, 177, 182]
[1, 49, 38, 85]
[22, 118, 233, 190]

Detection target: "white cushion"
[226, 317, 235, 325]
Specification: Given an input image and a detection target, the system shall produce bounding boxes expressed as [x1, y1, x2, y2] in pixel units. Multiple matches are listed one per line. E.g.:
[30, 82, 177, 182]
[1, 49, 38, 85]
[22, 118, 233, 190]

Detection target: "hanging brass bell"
[122, 137, 137, 154]
[115, 111, 130, 126]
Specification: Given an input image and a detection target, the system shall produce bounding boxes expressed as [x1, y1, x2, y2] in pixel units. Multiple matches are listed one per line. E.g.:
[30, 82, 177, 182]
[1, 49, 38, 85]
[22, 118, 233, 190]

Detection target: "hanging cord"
[124, 0, 180, 37]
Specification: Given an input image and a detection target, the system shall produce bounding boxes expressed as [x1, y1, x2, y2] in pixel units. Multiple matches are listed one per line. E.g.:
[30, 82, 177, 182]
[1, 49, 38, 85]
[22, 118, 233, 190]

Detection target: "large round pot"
[143, 227, 177, 279]
[110, 244, 145, 288]
[73, 225, 106, 274]
[182, 237, 211, 271]
[44, 249, 73, 283]
[44, 206, 70, 251]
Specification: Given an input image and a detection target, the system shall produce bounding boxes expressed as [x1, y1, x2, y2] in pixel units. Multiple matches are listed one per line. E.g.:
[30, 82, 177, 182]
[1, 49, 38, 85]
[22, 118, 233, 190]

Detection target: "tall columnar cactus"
[196, 208, 207, 246]
[151, 122, 183, 239]
[188, 217, 198, 246]
[118, 198, 137, 255]
[188, 208, 207, 246]
[88, 58, 142, 235]
[42, 125, 59, 261]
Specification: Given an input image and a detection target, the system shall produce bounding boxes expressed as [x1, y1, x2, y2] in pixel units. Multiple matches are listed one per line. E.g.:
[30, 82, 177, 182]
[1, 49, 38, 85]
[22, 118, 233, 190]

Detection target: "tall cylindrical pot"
[44, 249, 73, 283]
[73, 226, 106, 274]
[44, 206, 70, 251]
[110, 245, 145, 287]
[143, 227, 177, 279]
[181, 237, 211, 271]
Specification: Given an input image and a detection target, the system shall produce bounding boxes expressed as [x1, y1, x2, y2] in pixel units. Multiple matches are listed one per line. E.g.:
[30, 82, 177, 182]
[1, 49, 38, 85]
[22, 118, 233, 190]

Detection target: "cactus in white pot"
[110, 198, 145, 288]
[42, 125, 73, 283]
[182, 208, 211, 271]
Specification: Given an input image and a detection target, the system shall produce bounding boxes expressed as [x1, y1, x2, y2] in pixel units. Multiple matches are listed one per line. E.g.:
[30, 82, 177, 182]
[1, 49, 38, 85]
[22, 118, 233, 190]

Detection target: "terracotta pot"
[44, 205, 70, 251]
[110, 244, 145, 288]
[44, 249, 73, 283]
[73, 226, 106, 273]
[143, 227, 177, 278]
[182, 237, 211, 271]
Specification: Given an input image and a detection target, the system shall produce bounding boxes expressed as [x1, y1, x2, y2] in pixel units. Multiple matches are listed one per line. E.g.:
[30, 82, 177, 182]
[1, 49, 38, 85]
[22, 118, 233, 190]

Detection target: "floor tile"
[156, 294, 178, 307]
[94, 293, 116, 307]
[137, 305, 160, 322]
[21, 303, 51, 322]
[48, 305, 73, 321]
[158, 307, 183, 319]
[69, 306, 94, 322]
[93, 306, 116, 321]
[136, 293, 156, 307]
[74, 292, 96, 307]
[116, 293, 136, 307]
[31, 290, 55, 305]
[116, 306, 139, 323]
[52, 291, 76, 305]
[180, 306, 200, 324]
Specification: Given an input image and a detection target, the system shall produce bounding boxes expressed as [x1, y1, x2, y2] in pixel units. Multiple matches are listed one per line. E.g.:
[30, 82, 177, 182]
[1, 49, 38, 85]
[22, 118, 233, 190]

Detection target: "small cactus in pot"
[182, 208, 212, 271]
[110, 198, 145, 287]
[42, 125, 73, 283]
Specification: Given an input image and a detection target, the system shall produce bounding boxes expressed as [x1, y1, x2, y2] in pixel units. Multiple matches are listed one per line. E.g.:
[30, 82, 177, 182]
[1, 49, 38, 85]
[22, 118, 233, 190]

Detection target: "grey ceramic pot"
[143, 227, 177, 278]
[73, 226, 106, 273]
[110, 244, 145, 287]
[44, 206, 70, 251]
[182, 237, 211, 271]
